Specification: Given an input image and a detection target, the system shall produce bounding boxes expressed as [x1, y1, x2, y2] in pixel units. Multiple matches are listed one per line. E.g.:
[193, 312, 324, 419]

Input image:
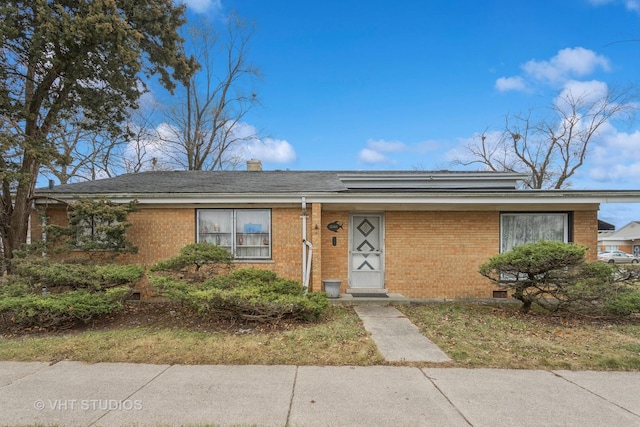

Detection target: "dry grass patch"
[3, 302, 640, 370]
[0, 305, 382, 366]
[400, 303, 640, 371]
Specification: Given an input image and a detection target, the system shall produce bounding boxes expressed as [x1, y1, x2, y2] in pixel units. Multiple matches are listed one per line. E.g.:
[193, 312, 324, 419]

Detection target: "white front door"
[349, 214, 384, 289]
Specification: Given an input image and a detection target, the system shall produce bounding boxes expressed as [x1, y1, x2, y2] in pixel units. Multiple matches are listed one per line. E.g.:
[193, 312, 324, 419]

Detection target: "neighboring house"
[598, 219, 616, 232]
[598, 221, 640, 256]
[31, 162, 640, 300]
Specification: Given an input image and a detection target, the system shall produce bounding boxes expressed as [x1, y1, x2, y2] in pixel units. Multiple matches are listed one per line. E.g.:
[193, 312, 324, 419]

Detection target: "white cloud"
[557, 80, 608, 102]
[180, 0, 222, 14]
[586, 126, 640, 182]
[588, 0, 640, 13]
[366, 139, 407, 152]
[241, 138, 297, 163]
[230, 122, 297, 164]
[496, 47, 610, 92]
[122, 122, 177, 172]
[358, 148, 390, 164]
[554, 80, 610, 117]
[123, 120, 297, 170]
[357, 139, 403, 164]
[522, 47, 610, 84]
[357, 138, 443, 165]
[495, 76, 527, 92]
[626, 0, 640, 12]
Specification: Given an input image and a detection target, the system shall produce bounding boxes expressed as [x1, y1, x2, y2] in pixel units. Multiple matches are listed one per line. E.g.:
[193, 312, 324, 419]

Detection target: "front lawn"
[1, 302, 639, 370]
[400, 303, 640, 371]
[0, 304, 382, 366]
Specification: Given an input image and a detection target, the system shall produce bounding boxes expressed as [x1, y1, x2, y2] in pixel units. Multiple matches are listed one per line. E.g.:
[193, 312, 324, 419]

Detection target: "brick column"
[310, 203, 323, 292]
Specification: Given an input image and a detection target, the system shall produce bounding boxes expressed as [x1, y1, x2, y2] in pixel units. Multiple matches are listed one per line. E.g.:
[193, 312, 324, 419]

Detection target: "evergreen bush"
[0, 287, 130, 329]
[151, 266, 328, 323]
[0, 258, 142, 329]
[480, 240, 640, 316]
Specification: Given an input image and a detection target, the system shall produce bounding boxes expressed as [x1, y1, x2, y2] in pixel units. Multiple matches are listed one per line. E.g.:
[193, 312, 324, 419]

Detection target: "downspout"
[301, 197, 313, 293]
[41, 214, 47, 258]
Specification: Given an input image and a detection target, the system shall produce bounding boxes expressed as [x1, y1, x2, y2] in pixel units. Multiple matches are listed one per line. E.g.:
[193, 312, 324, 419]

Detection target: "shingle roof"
[39, 171, 347, 194]
[37, 170, 525, 195]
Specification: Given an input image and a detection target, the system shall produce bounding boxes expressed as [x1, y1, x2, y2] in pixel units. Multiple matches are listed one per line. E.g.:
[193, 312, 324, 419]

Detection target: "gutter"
[32, 190, 640, 206]
[301, 197, 313, 293]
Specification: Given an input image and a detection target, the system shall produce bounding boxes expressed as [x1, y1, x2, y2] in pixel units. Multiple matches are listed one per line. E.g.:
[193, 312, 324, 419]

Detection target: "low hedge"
[0, 286, 131, 329]
[151, 268, 328, 323]
[10, 258, 143, 291]
[0, 258, 142, 330]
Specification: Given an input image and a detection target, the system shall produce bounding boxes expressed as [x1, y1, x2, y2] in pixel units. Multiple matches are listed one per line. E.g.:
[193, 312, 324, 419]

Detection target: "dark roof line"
[36, 170, 525, 195]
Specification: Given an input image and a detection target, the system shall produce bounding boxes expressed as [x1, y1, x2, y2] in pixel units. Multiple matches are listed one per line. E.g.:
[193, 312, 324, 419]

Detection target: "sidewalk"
[354, 305, 451, 362]
[2, 305, 640, 426]
[1, 361, 640, 426]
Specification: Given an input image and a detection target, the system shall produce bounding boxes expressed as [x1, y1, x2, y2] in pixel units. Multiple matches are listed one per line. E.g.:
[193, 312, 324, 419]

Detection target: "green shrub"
[205, 268, 305, 295]
[0, 281, 31, 298]
[604, 288, 640, 316]
[480, 240, 587, 279]
[0, 286, 130, 329]
[562, 262, 616, 311]
[186, 287, 328, 322]
[480, 241, 640, 317]
[10, 258, 143, 291]
[44, 198, 138, 254]
[151, 267, 328, 323]
[0, 258, 142, 330]
[480, 241, 588, 313]
[150, 243, 233, 281]
[147, 275, 191, 300]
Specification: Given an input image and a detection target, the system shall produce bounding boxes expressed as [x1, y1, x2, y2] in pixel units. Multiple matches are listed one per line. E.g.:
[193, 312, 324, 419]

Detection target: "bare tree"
[159, 15, 261, 171]
[453, 87, 637, 189]
[122, 119, 174, 174]
[41, 97, 173, 185]
[42, 118, 125, 184]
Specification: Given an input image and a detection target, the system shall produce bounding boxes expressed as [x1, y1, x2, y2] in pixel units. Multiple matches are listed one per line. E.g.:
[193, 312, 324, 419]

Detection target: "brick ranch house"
[31, 163, 640, 300]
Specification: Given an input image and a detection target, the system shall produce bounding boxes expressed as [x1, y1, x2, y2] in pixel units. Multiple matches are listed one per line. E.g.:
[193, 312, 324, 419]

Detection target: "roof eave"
[33, 189, 640, 206]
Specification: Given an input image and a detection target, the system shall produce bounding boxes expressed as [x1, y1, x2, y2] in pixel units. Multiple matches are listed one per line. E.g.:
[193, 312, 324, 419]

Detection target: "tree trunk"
[519, 300, 532, 313]
[2, 155, 39, 271]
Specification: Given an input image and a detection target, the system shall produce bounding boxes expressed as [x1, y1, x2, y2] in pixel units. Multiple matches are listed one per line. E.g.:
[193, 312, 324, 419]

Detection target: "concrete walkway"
[1, 361, 640, 426]
[354, 305, 451, 362]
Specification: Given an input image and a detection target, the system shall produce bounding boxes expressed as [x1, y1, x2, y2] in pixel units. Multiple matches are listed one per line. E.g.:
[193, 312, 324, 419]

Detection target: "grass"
[1, 303, 639, 370]
[399, 303, 640, 371]
[0, 306, 383, 366]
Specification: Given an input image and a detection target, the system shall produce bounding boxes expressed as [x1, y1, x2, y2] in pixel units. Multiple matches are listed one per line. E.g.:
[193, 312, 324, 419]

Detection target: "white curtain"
[501, 214, 567, 252]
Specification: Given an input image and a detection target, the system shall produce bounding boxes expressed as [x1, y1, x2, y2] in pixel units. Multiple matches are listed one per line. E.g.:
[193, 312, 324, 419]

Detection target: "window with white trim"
[197, 209, 271, 259]
[500, 213, 570, 253]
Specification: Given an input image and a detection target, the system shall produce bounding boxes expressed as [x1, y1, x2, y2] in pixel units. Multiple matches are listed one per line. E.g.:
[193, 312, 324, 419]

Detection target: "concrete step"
[328, 293, 409, 305]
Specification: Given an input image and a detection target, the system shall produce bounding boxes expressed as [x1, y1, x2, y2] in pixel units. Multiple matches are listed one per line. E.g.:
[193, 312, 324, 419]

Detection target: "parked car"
[597, 251, 640, 264]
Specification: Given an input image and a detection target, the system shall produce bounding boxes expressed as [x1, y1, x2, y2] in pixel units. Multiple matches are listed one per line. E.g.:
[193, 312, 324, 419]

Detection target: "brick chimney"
[246, 159, 262, 171]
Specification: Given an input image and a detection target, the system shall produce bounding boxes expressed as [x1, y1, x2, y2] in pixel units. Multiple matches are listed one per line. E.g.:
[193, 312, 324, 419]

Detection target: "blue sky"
[171, 0, 640, 227]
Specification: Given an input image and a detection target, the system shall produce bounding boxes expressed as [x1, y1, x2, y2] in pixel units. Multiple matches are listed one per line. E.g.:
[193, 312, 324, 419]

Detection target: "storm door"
[349, 214, 385, 289]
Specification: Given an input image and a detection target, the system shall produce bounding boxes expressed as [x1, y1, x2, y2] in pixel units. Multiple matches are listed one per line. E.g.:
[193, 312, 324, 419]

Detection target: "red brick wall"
[319, 211, 350, 293]
[35, 204, 599, 300]
[317, 211, 498, 298]
[384, 211, 499, 299]
[573, 210, 598, 261]
[317, 208, 599, 299]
